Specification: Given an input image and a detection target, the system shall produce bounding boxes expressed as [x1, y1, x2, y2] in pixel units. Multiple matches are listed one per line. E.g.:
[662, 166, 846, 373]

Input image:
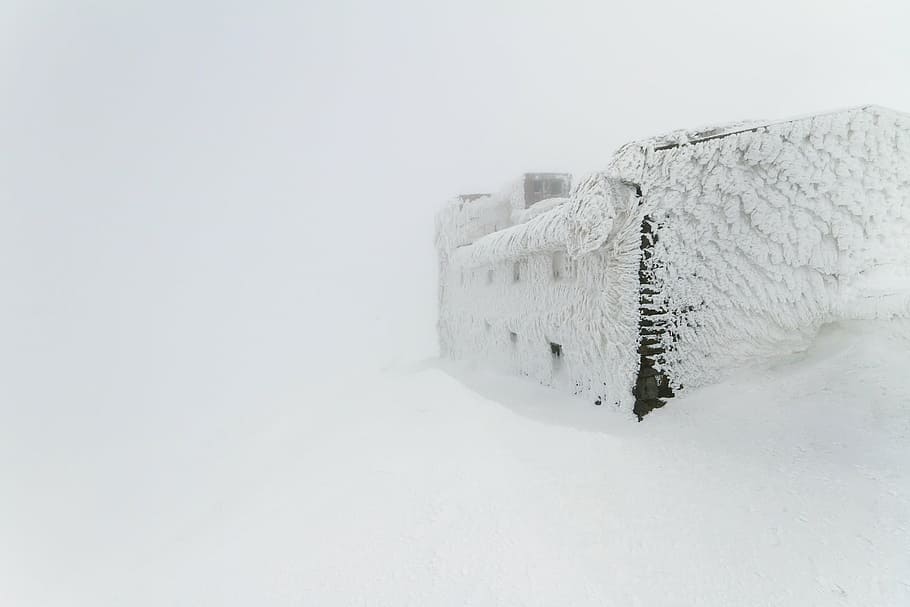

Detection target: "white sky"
[1, 1, 909, 603]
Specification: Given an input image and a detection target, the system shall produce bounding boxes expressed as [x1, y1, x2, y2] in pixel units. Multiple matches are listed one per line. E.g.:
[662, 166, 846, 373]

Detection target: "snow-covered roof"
[442, 104, 910, 268]
[643, 104, 907, 151]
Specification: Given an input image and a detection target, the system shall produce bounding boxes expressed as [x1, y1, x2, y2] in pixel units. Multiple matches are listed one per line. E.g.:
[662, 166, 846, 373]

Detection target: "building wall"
[626, 106, 910, 392]
[437, 178, 642, 409]
[439, 105, 910, 413]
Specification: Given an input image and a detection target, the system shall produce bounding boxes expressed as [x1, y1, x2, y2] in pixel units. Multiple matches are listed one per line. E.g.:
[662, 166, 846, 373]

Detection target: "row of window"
[482, 324, 564, 370]
[460, 252, 574, 286]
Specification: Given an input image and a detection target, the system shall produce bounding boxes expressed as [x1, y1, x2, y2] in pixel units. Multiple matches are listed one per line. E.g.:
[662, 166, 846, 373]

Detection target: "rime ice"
[436, 105, 910, 416]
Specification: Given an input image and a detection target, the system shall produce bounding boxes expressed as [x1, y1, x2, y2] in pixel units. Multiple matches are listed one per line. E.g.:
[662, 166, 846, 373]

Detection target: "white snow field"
[7, 321, 907, 607]
[4, 3, 910, 606]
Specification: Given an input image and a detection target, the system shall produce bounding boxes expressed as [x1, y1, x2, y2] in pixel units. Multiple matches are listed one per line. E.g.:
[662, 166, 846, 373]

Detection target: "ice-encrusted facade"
[436, 106, 910, 418]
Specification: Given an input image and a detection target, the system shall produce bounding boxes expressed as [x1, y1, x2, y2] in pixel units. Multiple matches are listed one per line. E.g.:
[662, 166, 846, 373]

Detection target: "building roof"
[647, 104, 903, 151]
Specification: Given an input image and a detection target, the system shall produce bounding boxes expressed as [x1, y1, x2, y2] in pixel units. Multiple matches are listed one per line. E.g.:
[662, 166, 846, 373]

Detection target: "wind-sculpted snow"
[511, 196, 569, 224]
[437, 105, 910, 411]
[437, 174, 642, 409]
[617, 105, 910, 392]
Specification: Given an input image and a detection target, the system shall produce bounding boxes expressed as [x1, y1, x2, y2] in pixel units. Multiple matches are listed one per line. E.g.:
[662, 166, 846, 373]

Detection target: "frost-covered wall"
[613, 105, 910, 394]
[437, 174, 642, 409]
[438, 105, 910, 415]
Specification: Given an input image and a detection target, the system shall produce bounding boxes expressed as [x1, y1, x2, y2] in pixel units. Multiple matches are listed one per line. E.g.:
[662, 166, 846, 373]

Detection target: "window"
[552, 251, 566, 280]
[509, 331, 518, 345]
[550, 342, 563, 372]
[512, 261, 521, 282]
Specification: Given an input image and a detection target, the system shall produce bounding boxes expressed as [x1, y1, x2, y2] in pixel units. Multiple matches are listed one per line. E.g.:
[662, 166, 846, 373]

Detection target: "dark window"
[509, 331, 518, 344]
[550, 342, 563, 373]
[552, 251, 573, 281]
[513, 261, 521, 282]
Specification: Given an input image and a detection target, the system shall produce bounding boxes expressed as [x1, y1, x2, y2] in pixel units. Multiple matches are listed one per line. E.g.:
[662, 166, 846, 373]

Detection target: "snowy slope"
[9, 320, 906, 607]
[4, 3, 910, 606]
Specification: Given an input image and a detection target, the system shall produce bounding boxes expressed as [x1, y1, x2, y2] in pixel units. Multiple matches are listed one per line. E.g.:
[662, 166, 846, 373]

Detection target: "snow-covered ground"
[6, 320, 907, 606]
[4, 2, 910, 606]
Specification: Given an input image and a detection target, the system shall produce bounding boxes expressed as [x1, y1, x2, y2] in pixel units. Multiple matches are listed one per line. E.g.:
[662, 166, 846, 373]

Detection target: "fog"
[1, 1, 908, 604]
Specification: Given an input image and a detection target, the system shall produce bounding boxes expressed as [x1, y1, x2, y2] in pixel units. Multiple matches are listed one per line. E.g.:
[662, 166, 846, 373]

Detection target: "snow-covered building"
[436, 106, 910, 418]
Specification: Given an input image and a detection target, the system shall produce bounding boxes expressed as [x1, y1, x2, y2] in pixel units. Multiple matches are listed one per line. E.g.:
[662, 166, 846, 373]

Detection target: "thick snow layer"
[511, 196, 568, 224]
[437, 175, 641, 408]
[434, 180, 530, 252]
[438, 106, 910, 408]
[615, 105, 910, 392]
[7, 320, 908, 606]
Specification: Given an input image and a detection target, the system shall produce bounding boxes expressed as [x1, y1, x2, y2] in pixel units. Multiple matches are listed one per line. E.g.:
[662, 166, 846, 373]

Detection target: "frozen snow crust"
[436, 175, 642, 409]
[619, 105, 910, 393]
[437, 106, 910, 411]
